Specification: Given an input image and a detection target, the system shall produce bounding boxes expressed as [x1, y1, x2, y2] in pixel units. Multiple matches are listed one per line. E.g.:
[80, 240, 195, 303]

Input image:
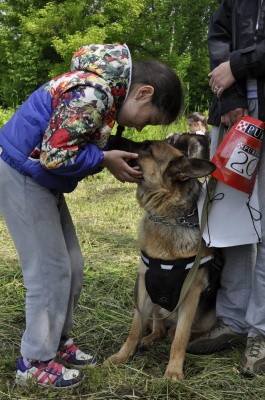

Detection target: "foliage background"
[0, 0, 219, 113]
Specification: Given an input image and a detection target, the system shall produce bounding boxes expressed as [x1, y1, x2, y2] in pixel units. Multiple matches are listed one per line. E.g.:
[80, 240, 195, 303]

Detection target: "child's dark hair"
[187, 112, 208, 128]
[131, 60, 183, 125]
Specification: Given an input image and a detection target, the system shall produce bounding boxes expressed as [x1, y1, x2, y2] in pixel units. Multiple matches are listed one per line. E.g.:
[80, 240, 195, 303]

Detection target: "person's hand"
[101, 150, 143, 183]
[221, 108, 249, 126]
[209, 61, 236, 98]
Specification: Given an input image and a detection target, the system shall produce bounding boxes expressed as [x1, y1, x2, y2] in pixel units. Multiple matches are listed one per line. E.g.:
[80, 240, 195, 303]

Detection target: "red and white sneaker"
[15, 357, 83, 389]
[57, 337, 97, 369]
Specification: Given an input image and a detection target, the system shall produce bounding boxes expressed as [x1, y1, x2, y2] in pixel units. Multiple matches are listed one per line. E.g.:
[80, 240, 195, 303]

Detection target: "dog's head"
[109, 134, 216, 210]
[131, 139, 215, 185]
[109, 134, 215, 181]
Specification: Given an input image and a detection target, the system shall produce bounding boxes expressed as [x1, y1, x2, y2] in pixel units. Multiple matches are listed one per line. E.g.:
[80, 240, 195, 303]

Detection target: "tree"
[0, 0, 219, 112]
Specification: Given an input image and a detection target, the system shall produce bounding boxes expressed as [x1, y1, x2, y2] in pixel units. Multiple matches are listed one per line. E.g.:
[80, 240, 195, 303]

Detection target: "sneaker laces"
[204, 319, 226, 338]
[247, 336, 265, 359]
[62, 343, 79, 354]
[44, 360, 64, 375]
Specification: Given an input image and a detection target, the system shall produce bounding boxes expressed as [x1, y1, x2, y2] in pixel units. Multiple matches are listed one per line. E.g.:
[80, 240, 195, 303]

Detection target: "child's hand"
[101, 150, 143, 183]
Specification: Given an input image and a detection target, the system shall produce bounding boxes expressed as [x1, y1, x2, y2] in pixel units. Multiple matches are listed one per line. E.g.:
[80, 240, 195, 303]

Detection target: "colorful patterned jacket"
[0, 44, 131, 192]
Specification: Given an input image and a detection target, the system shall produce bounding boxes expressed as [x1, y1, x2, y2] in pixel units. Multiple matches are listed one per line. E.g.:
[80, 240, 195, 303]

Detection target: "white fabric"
[197, 177, 261, 247]
[246, 78, 258, 99]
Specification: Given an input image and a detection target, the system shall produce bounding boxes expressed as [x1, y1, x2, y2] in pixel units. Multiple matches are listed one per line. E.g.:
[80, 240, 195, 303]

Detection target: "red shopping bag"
[211, 116, 264, 194]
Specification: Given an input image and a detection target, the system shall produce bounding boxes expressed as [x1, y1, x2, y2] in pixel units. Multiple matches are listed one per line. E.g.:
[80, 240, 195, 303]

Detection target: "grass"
[1, 123, 265, 399]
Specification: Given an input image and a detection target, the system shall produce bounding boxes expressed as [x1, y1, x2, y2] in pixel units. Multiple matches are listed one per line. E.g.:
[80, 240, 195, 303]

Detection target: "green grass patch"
[0, 125, 264, 399]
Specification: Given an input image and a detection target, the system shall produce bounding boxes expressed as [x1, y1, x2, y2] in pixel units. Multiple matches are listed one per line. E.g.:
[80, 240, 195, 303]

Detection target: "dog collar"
[147, 208, 200, 229]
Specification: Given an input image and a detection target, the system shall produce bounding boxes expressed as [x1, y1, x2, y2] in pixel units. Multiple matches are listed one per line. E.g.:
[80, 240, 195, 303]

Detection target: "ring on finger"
[214, 85, 220, 93]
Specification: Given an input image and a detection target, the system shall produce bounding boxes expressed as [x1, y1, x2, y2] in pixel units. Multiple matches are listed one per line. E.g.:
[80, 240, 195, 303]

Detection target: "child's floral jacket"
[0, 44, 131, 192]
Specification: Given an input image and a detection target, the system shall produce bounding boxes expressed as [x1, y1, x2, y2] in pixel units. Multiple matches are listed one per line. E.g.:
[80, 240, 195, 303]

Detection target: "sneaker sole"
[15, 376, 82, 389]
[238, 366, 256, 378]
[239, 361, 265, 378]
[187, 334, 247, 355]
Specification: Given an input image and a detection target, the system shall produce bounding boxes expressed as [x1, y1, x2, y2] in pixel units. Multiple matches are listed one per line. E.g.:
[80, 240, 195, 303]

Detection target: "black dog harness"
[141, 250, 223, 312]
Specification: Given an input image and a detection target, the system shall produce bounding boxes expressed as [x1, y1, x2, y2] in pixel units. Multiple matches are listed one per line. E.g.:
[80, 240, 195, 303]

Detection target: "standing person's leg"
[245, 141, 265, 336]
[240, 100, 265, 374]
[187, 121, 256, 354]
[210, 123, 254, 331]
[0, 159, 86, 388]
[209, 123, 254, 332]
[243, 98, 265, 336]
[0, 159, 73, 361]
[54, 193, 97, 368]
[216, 245, 254, 333]
[56, 193, 84, 336]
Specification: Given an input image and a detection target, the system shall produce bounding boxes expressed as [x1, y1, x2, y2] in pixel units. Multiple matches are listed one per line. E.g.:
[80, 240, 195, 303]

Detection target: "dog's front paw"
[105, 354, 123, 365]
[105, 351, 131, 365]
[164, 364, 184, 381]
[140, 328, 166, 348]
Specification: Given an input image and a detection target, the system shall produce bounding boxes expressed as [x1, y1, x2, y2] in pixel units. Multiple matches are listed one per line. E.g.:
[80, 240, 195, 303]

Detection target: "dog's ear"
[183, 158, 216, 178]
[166, 156, 216, 182]
[108, 135, 138, 152]
[166, 133, 210, 160]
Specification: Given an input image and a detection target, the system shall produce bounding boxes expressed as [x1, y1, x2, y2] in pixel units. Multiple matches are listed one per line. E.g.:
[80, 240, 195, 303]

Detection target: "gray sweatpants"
[210, 99, 265, 336]
[0, 159, 84, 361]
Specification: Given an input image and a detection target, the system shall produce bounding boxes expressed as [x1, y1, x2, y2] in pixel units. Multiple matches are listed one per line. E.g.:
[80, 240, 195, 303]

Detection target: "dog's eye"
[142, 141, 153, 154]
[146, 145, 153, 156]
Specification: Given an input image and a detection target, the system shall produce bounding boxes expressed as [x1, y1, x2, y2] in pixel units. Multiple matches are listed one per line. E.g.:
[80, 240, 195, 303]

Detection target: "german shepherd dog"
[106, 133, 220, 380]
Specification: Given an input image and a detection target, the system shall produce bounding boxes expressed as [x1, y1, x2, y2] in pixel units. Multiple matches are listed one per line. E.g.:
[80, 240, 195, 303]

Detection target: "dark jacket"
[208, 0, 265, 126]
